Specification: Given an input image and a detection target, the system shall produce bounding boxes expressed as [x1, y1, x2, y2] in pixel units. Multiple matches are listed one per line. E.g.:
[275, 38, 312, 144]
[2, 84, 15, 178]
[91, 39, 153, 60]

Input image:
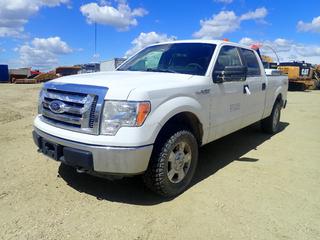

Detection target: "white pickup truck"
[33, 40, 288, 197]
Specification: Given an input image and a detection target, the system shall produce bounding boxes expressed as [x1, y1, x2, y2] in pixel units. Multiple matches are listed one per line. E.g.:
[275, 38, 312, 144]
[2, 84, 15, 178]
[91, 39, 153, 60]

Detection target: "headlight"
[101, 101, 151, 136]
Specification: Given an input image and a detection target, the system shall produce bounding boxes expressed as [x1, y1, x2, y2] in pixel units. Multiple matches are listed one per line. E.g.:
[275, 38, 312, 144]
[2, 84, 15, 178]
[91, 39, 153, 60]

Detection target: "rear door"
[209, 45, 246, 141]
[239, 48, 266, 127]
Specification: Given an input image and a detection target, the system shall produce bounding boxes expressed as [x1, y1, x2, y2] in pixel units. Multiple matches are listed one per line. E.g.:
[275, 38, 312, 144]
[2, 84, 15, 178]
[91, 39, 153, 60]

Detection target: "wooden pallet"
[14, 79, 39, 84]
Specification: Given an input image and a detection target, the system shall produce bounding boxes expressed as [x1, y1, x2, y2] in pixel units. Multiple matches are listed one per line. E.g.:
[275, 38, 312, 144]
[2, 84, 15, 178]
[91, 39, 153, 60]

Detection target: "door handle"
[262, 83, 266, 91]
[243, 84, 251, 95]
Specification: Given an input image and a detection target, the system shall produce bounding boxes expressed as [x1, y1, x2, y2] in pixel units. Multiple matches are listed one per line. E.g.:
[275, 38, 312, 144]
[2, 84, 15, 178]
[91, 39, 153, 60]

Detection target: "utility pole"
[94, 22, 97, 58]
[92, 21, 99, 62]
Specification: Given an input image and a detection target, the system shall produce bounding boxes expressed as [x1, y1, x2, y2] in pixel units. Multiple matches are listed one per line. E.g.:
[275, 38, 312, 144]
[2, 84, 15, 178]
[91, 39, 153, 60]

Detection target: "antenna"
[263, 45, 280, 65]
[251, 43, 280, 65]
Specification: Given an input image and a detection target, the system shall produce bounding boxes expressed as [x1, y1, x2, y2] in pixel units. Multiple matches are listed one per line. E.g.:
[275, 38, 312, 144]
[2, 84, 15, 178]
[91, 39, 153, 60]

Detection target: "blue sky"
[0, 0, 319, 70]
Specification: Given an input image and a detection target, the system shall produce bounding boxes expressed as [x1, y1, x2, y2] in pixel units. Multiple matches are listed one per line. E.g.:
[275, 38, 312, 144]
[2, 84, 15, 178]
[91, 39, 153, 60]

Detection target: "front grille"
[39, 82, 108, 135]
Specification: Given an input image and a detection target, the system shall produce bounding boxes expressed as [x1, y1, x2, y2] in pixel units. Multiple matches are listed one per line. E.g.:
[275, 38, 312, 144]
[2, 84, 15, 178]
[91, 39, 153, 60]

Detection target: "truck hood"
[51, 71, 193, 99]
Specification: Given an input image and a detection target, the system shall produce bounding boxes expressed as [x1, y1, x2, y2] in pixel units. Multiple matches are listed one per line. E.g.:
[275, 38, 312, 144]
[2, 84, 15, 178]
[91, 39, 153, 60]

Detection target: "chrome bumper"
[33, 128, 153, 175]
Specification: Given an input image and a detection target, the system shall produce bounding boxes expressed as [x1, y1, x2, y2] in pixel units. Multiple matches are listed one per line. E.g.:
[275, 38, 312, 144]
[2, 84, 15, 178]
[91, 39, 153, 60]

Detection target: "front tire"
[261, 101, 282, 134]
[143, 130, 198, 197]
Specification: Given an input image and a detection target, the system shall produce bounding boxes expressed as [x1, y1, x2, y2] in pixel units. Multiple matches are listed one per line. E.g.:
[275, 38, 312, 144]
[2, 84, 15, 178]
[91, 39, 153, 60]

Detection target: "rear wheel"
[143, 130, 198, 197]
[261, 101, 282, 134]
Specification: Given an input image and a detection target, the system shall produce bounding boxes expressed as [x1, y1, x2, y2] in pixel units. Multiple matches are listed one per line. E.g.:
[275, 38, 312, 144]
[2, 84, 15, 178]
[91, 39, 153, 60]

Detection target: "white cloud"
[240, 37, 293, 53]
[272, 38, 292, 52]
[214, 0, 233, 4]
[297, 16, 320, 33]
[193, 7, 268, 39]
[40, 0, 70, 7]
[80, 1, 148, 31]
[239, 37, 255, 45]
[0, 0, 69, 37]
[239, 7, 268, 21]
[193, 11, 239, 39]
[32, 37, 72, 54]
[16, 36, 72, 69]
[239, 37, 320, 64]
[295, 44, 320, 57]
[125, 32, 176, 57]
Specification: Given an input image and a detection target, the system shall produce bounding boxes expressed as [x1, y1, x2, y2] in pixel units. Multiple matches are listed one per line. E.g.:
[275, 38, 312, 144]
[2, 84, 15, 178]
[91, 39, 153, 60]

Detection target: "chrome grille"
[39, 82, 108, 135]
[89, 96, 98, 128]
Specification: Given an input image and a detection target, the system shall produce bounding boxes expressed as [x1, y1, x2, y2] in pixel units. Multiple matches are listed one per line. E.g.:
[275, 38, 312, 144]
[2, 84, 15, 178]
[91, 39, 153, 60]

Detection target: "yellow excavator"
[277, 62, 315, 91]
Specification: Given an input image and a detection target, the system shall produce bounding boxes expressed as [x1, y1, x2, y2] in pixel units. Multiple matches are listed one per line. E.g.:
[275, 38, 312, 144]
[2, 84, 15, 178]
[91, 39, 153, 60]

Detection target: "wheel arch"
[274, 93, 284, 106]
[273, 85, 285, 107]
[154, 111, 204, 149]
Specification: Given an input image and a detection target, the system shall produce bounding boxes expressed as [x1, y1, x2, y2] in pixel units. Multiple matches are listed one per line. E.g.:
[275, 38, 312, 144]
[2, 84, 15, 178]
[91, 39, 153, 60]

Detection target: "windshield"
[118, 43, 216, 76]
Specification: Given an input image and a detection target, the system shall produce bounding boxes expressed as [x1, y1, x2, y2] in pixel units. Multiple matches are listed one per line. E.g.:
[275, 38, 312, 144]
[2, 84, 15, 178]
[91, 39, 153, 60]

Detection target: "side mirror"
[213, 66, 247, 83]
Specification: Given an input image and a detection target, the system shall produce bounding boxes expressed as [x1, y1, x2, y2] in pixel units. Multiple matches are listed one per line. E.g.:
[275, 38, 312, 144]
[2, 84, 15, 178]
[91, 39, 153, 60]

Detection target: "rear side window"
[240, 48, 261, 76]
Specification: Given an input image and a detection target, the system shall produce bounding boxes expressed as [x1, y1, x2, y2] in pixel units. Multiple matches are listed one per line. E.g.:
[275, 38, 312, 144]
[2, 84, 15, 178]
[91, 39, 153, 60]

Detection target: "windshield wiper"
[146, 68, 177, 73]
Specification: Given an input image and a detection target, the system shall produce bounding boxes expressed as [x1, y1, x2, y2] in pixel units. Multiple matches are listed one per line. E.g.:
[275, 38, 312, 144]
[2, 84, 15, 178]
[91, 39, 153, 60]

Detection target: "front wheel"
[261, 101, 282, 134]
[143, 130, 198, 197]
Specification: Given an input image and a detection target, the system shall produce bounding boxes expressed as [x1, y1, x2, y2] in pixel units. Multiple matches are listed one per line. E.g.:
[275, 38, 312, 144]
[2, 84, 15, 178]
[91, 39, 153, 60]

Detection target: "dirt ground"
[0, 83, 319, 240]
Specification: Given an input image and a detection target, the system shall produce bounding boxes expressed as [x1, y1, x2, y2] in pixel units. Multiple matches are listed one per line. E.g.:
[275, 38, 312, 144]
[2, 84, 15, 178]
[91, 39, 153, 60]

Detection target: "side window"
[240, 48, 261, 76]
[214, 46, 242, 72]
[212, 46, 243, 82]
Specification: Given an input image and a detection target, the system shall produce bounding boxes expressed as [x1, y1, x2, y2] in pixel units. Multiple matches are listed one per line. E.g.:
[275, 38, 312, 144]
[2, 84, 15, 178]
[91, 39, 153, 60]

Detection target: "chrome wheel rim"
[167, 141, 192, 183]
[273, 106, 280, 130]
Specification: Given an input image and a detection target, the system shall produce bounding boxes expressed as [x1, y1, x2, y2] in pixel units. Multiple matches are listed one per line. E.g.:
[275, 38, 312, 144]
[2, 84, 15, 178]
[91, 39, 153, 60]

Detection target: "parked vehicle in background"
[9, 68, 31, 83]
[33, 40, 288, 197]
[77, 63, 100, 74]
[55, 66, 81, 77]
[100, 58, 126, 71]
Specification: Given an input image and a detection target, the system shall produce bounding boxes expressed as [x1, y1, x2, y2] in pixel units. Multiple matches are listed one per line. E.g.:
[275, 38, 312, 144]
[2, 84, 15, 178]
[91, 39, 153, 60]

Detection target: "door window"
[240, 48, 261, 76]
[213, 46, 243, 81]
[214, 46, 242, 70]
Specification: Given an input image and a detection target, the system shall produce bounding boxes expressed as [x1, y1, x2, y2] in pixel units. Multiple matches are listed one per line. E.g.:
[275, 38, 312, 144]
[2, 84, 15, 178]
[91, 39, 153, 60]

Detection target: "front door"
[209, 45, 246, 141]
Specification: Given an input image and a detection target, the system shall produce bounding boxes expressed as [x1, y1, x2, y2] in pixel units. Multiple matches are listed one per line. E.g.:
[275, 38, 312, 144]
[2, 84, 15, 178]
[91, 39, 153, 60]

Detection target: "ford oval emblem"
[49, 100, 66, 114]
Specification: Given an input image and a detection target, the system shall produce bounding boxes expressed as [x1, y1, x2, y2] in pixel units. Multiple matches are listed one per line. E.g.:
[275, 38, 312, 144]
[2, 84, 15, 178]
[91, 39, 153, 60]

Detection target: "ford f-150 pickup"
[33, 40, 288, 197]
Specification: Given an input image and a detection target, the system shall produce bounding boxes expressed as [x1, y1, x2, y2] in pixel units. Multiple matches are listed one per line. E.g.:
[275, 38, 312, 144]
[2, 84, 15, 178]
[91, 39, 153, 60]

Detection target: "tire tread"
[143, 130, 197, 197]
[261, 101, 281, 134]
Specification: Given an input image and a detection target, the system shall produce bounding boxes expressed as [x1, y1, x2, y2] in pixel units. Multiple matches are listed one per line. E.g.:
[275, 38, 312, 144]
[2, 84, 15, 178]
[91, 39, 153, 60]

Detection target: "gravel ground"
[0, 83, 319, 240]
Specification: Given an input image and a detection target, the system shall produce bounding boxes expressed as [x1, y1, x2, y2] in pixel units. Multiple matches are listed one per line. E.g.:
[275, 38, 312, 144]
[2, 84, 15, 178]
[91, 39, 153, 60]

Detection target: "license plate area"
[41, 139, 63, 161]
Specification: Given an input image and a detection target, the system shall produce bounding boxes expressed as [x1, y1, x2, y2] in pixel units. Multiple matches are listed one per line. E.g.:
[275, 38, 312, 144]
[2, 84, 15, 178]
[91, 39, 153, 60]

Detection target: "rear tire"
[143, 130, 198, 197]
[261, 101, 282, 134]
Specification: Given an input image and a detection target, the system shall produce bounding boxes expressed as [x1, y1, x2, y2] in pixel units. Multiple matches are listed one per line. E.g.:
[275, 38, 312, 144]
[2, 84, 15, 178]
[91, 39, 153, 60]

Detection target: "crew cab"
[33, 40, 288, 197]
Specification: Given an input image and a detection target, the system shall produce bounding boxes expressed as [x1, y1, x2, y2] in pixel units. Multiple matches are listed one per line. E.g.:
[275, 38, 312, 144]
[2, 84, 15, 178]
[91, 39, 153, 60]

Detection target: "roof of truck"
[149, 39, 250, 49]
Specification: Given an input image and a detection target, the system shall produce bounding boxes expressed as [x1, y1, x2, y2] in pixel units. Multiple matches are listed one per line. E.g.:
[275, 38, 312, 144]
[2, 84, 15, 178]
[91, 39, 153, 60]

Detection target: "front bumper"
[33, 128, 153, 175]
